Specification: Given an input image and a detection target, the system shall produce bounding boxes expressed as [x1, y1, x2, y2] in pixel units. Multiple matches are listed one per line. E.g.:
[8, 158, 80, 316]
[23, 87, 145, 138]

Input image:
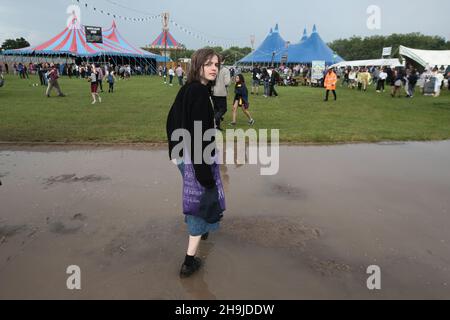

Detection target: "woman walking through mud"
[166, 48, 226, 278]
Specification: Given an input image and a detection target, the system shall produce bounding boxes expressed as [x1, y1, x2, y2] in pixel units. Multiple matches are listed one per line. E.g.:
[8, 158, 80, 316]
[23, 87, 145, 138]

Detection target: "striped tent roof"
[3, 17, 158, 59]
[150, 30, 183, 50]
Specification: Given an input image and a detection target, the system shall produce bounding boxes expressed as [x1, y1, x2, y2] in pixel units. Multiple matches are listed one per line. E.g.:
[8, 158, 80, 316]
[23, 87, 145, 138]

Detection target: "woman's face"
[200, 55, 219, 83]
[235, 75, 240, 83]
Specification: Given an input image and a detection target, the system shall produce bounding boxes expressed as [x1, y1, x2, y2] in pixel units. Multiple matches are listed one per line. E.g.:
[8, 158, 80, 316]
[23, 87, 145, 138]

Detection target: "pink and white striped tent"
[150, 30, 183, 50]
[3, 17, 159, 60]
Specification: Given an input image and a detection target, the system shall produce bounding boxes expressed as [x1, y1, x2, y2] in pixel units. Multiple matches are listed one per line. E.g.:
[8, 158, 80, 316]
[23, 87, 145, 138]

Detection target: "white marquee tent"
[330, 58, 404, 69]
[399, 45, 450, 69]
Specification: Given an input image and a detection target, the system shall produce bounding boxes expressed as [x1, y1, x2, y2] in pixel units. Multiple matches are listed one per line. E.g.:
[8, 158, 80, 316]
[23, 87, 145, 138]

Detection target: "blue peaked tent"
[239, 24, 288, 64]
[299, 28, 308, 43]
[239, 24, 344, 66]
[286, 25, 343, 65]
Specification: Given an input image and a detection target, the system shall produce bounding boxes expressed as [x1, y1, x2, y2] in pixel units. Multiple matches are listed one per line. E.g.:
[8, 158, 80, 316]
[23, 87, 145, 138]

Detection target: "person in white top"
[89, 65, 101, 105]
[433, 67, 444, 97]
[376, 68, 388, 92]
[212, 56, 231, 130]
[168, 67, 175, 86]
[126, 65, 131, 78]
[348, 69, 357, 89]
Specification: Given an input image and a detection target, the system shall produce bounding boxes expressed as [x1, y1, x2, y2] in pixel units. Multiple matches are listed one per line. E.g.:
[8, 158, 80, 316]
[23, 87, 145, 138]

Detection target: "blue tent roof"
[239, 24, 288, 64]
[299, 28, 308, 43]
[239, 24, 343, 65]
[286, 25, 343, 65]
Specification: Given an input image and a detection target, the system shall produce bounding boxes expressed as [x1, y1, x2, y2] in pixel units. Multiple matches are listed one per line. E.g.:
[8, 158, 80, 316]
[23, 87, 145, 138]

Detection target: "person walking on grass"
[89, 65, 101, 104]
[432, 67, 444, 98]
[360, 68, 371, 92]
[96, 64, 104, 93]
[376, 68, 387, 92]
[262, 68, 270, 97]
[406, 68, 418, 98]
[341, 68, 350, 87]
[324, 68, 337, 101]
[391, 69, 403, 98]
[230, 74, 255, 126]
[348, 68, 357, 89]
[166, 48, 226, 278]
[107, 71, 116, 93]
[212, 55, 231, 131]
[46, 64, 65, 98]
[162, 66, 167, 84]
[251, 64, 261, 95]
[176, 64, 184, 86]
[269, 67, 279, 97]
[168, 67, 175, 86]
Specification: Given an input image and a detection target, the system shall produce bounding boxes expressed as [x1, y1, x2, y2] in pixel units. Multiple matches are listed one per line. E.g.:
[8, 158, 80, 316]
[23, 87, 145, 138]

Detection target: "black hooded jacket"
[166, 81, 216, 189]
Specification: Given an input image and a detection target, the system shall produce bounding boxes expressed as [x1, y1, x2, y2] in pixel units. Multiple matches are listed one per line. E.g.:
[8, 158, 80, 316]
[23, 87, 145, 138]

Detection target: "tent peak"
[312, 24, 317, 33]
[68, 16, 81, 30]
[274, 23, 279, 32]
[300, 28, 308, 42]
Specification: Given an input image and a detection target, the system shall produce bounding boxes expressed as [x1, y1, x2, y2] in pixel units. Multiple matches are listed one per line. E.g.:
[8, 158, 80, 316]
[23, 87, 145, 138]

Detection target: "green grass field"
[1, 73, 449, 143]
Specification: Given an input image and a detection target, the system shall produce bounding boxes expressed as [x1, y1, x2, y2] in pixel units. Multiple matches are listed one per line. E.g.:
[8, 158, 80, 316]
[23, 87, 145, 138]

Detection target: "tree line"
[145, 46, 252, 65]
[4, 33, 449, 63]
[1, 37, 30, 51]
[328, 33, 450, 61]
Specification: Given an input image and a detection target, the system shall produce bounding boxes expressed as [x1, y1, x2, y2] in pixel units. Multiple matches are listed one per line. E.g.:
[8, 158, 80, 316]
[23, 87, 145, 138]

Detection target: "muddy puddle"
[0, 142, 449, 299]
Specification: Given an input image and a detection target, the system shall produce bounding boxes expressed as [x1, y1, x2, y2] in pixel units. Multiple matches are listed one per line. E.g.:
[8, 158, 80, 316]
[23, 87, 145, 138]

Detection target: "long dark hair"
[235, 73, 245, 85]
[187, 48, 220, 84]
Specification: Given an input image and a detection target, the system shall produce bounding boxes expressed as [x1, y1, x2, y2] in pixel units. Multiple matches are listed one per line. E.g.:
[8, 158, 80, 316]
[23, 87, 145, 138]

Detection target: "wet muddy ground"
[0, 142, 449, 299]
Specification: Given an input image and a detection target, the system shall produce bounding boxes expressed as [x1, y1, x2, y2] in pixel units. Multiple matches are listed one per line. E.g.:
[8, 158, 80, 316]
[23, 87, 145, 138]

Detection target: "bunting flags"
[75, 0, 160, 22]
[169, 19, 240, 48]
[75, 0, 243, 48]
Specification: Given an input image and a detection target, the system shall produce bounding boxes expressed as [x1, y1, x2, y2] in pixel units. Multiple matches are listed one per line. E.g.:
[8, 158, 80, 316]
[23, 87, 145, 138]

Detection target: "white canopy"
[399, 45, 450, 68]
[330, 58, 404, 69]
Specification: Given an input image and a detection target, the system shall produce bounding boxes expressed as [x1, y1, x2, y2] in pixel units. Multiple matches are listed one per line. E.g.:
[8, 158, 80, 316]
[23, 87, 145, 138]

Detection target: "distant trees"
[1, 37, 30, 50]
[143, 45, 252, 65]
[328, 33, 450, 60]
[195, 46, 252, 64]
[219, 47, 252, 65]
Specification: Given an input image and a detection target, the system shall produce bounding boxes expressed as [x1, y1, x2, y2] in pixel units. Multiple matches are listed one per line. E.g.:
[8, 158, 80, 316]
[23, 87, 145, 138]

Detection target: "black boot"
[201, 232, 209, 240]
[180, 256, 202, 278]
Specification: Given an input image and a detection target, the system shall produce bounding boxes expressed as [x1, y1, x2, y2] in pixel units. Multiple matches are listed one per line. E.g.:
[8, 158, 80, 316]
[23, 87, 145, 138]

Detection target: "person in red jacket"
[324, 68, 337, 101]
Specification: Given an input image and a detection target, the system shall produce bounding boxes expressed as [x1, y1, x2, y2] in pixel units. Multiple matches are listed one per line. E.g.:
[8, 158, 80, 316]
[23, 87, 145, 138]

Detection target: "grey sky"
[1, 0, 449, 50]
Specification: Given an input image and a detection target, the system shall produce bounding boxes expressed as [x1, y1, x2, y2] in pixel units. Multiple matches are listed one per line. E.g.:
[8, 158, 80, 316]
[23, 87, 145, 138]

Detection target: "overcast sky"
[1, 0, 449, 50]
